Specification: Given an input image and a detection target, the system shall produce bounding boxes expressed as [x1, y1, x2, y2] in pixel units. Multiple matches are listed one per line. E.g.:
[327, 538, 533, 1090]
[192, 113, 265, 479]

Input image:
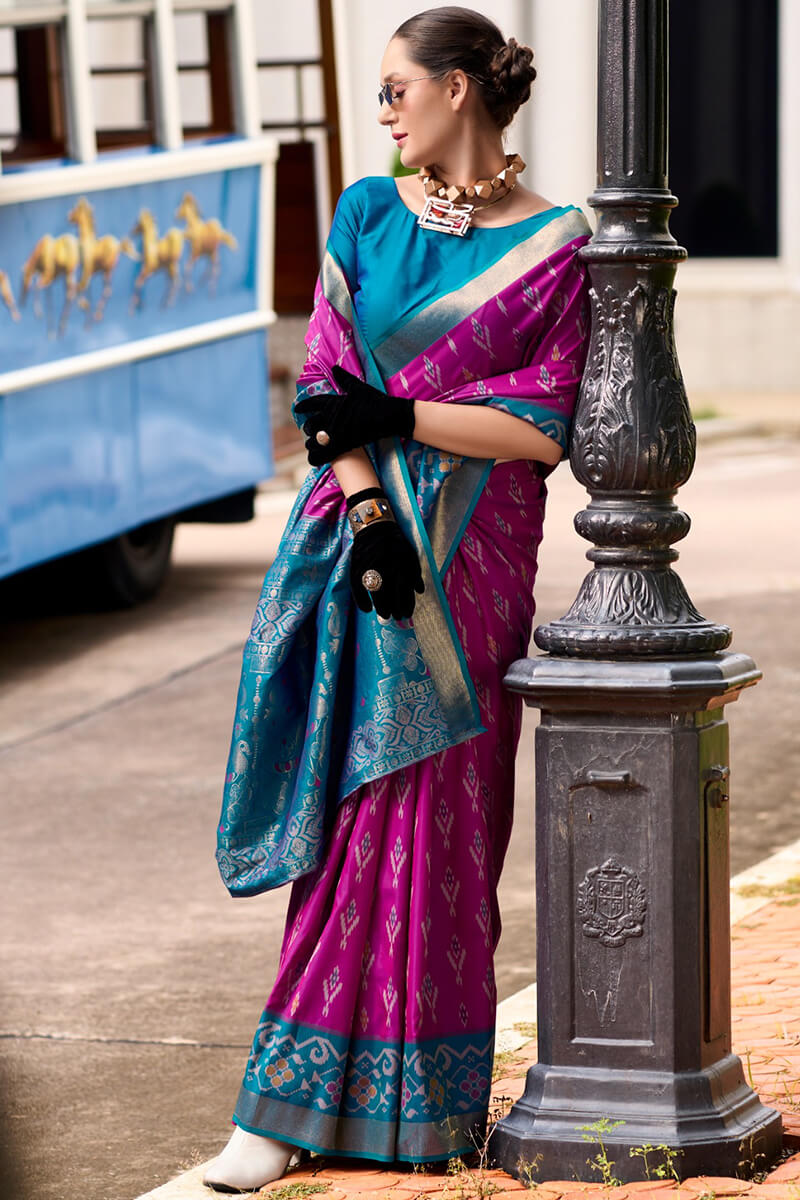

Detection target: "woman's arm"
[331, 447, 381, 495]
[328, 405, 561, 485]
[412, 400, 564, 466]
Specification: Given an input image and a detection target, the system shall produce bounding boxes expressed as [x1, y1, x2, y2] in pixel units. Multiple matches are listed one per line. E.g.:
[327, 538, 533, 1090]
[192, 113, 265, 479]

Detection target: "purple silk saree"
[221, 178, 591, 1162]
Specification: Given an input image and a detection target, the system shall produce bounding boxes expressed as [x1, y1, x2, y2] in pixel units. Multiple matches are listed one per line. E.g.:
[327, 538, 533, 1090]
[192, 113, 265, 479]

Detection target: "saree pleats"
[234, 461, 545, 1161]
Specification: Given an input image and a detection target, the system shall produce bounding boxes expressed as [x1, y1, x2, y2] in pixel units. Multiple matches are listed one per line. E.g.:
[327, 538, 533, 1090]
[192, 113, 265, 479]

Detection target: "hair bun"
[487, 38, 537, 126]
[392, 9, 537, 131]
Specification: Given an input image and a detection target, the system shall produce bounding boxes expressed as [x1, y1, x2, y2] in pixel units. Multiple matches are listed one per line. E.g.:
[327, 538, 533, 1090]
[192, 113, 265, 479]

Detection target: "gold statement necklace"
[417, 152, 526, 237]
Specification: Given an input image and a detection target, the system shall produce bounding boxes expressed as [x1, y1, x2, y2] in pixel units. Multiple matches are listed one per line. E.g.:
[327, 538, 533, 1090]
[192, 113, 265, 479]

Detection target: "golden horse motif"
[68, 196, 139, 323]
[129, 208, 185, 312]
[20, 232, 81, 335]
[0, 270, 20, 322]
[176, 192, 237, 294]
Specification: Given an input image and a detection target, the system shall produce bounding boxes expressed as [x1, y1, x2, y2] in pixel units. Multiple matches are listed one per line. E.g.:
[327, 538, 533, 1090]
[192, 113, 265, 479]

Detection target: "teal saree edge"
[235, 1011, 496, 1162]
[232, 1113, 485, 1164]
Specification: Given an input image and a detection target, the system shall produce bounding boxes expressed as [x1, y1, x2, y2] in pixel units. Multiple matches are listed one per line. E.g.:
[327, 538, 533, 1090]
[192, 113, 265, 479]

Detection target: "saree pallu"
[219, 178, 591, 1161]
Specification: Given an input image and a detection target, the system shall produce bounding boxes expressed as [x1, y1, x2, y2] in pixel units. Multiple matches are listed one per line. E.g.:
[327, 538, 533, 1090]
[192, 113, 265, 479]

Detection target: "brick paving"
[247, 892, 800, 1200]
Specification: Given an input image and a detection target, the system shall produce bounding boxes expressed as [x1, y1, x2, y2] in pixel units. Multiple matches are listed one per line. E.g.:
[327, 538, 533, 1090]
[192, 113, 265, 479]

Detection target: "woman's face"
[378, 38, 458, 169]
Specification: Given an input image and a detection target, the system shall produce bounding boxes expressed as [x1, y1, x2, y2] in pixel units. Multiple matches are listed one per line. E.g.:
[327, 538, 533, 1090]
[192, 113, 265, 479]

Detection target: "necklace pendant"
[417, 196, 474, 236]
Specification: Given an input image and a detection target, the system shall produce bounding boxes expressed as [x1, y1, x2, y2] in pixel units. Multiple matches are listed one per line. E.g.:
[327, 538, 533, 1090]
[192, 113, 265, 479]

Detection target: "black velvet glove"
[346, 488, 424, 620]
[296, 364, 416, 466]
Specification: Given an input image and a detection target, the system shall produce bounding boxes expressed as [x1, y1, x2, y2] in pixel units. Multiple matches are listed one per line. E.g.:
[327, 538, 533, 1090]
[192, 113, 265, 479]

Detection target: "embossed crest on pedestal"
[577, 858, 647, 947]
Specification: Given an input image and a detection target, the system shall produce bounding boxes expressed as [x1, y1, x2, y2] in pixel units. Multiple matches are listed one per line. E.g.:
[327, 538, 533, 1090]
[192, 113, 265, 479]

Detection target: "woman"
[205, 6, 591, 1191]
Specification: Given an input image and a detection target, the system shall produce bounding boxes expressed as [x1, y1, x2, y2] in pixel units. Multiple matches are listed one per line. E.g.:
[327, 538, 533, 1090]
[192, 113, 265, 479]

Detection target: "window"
[87, 8, 156, 150]
[669, 0, 779, 258]
[0, 7, 68, 164]
[174, 7, 234, 139]
[253, 0, 342, 312]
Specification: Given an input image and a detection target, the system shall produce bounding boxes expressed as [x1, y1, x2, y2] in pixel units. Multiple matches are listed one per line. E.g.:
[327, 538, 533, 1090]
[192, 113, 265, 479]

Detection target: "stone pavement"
[139, 843, 800, 1200]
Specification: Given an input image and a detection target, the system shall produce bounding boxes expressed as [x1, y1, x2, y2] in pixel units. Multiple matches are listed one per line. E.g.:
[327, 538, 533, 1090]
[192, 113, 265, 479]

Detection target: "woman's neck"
[428, 129, 508, 187]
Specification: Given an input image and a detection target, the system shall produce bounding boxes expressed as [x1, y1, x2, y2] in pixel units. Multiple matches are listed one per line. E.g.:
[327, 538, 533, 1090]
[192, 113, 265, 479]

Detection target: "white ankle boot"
[203, 1124, 295, 1193]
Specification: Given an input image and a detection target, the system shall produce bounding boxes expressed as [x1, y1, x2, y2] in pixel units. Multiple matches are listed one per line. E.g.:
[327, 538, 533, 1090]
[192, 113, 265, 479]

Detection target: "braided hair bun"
[393, 7, 537, 131]
[485, 38, 537, 129]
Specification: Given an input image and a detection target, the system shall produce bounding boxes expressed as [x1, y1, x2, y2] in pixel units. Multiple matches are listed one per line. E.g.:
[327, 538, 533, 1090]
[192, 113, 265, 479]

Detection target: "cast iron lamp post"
[490, 0, 782, 1183]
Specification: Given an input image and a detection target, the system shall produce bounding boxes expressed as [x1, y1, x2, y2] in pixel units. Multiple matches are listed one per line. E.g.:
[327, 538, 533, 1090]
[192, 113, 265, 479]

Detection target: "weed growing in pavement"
[735, 875, 800, 898]
[577, 1117, 624, 1187]
[433, 1107, 502, 1199]
[737, 1131, 771, 1181]
[443, 1153, 500, 1199]
[745, 1049, 800, 1111]
[491, 1049, 520, 1080]
[258, 1184, 328, 1199]
[628, 1141, 683, 1181]
[515, 1152, 544, 1188]
[781, 1074, 800, 1107]
[512, 1022, 537, 1041]
[176, 1147, 205, 1171]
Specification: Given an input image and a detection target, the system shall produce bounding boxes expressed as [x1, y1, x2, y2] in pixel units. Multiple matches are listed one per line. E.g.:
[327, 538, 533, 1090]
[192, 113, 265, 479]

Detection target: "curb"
[136, 835, 800, 1199]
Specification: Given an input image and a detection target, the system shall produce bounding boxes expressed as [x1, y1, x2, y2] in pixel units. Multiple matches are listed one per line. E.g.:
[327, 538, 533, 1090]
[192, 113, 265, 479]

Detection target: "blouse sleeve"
[325, 181, 365, 290]
[290, 181, 368, 429]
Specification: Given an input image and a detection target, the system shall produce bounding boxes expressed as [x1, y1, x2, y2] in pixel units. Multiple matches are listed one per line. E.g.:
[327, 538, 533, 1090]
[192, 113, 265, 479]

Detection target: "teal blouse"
[328, 176, 579, 350]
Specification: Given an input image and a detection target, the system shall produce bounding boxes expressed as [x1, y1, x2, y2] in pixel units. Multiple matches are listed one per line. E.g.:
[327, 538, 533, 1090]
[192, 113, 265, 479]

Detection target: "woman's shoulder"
[327, 178, 399, 269]
[331, 176, 397, 236]
[336, 175, 397, 210]
[557, 205, 592, 237]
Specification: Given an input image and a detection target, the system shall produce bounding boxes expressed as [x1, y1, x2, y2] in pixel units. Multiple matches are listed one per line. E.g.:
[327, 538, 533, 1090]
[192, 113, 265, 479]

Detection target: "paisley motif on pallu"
[216, 176, 591, 898]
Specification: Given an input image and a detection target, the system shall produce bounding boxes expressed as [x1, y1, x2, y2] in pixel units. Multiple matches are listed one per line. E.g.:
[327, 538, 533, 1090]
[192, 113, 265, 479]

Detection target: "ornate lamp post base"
[493, 1059, 781, 1183]
[536, 565, 733, 658]
[490, 652, 782, 1183]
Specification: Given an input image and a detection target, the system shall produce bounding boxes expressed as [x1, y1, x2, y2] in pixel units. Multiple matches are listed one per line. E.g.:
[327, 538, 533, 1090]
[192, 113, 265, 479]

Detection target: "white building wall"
[329, 0, 800, 395]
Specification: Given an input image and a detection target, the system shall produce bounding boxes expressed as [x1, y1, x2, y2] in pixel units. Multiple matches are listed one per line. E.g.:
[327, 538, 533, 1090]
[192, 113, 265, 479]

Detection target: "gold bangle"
[347, 497, 395, 534]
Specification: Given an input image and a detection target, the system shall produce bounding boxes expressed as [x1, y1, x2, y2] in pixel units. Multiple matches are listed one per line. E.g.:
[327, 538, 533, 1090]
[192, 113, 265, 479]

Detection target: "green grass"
[691, 405, 721, 420]
[736, 874, 800, 898]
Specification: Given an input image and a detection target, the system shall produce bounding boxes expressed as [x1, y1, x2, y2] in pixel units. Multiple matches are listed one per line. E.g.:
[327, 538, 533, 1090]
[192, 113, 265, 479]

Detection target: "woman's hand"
[347, 488, 424, 620]
[297, 365, 415, 466]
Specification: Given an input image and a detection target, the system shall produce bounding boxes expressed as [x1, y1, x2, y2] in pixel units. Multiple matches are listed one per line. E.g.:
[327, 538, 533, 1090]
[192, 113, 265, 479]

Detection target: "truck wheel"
[88, 517, 176, 607]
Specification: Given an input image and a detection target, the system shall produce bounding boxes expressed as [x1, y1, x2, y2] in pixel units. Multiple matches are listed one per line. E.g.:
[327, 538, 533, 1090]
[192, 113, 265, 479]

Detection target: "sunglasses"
[378, 75, 441, 109]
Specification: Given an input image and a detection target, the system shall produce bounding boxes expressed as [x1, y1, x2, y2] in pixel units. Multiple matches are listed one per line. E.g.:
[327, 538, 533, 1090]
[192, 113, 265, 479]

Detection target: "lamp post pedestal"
[490, 0, 783, 1180]
[490, 653, 782, 1183]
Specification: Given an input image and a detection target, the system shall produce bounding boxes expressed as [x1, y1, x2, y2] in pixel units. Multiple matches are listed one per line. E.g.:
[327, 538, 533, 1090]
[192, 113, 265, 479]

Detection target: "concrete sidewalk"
[140, 841, 800, 1200]
[690, 393, 800, 447]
